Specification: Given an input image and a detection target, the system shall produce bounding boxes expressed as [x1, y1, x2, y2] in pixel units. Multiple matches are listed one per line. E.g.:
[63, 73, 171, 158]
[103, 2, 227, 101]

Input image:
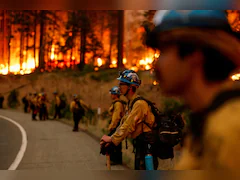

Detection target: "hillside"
[0, 69, 167, 112]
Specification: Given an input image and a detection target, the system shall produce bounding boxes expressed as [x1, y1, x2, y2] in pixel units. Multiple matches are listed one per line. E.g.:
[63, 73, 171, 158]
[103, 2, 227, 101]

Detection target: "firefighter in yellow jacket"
[101, 70, 158, 170]
[107, 86, 125, 165]
[145, 10, 240, 171]
[70, 94, 88, 132]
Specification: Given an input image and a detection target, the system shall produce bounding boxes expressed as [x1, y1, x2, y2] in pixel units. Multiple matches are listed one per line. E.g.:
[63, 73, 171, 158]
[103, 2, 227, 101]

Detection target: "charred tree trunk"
[107, 28, 113, 66]
[20, 30, 24, 70]
[33, 10, 37, 68]
[2, 10, 9, 70]
[26, 30, 29, 63]
[38, 11, 46, 71]
[117, 10, 124, 69]
[80, 28, 86, 68]
[7, 18, 12, 73]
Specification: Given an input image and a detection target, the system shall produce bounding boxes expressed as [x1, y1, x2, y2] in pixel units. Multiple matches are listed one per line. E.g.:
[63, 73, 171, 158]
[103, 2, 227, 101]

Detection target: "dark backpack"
[74, 100, 85, 116]
[59, 99, 66, 109]
[130, 96, 185, 159]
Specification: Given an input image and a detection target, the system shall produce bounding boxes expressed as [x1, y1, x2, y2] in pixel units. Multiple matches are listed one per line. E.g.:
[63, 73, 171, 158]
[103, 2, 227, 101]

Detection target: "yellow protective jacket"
[111, 93, 155, 146]
[55, 96, 61, 107]
[31, 96, 38, 106]
[70, 99, 88, 113]
[108, 99, 125, 131]
[175, 89, 240, 171]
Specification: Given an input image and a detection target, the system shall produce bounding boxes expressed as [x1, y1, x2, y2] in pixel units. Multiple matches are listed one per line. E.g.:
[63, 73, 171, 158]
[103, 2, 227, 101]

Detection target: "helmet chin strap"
[124, 86, 131, 96]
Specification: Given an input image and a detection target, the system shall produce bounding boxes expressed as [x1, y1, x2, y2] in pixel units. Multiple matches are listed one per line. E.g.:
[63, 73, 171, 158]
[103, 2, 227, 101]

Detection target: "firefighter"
[70, 94, 89, 132]
[28, 93, 32, 112]
[145, 10, 240, 171]
[39, 92, 49, 120]
[107, 86, 125, 165]
[53, 91, 61, 119]
[100, 70, 159, 170]
[22, 94, 29, 113]
[30, 92, 38, 120]
[0, 93, 4, 109]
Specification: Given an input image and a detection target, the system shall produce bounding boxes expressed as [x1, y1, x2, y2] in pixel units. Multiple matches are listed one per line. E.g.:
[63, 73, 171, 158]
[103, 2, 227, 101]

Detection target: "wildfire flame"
[50, 44, 55, 60]
[0, 56, 36, 75]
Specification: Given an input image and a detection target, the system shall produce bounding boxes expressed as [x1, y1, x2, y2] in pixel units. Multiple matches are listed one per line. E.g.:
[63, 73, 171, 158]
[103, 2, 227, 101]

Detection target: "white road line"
[0, 115, 27, 170]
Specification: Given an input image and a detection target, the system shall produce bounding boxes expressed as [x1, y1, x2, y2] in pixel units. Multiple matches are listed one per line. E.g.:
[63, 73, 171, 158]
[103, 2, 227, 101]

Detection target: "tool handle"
[106, 153, 111, 170]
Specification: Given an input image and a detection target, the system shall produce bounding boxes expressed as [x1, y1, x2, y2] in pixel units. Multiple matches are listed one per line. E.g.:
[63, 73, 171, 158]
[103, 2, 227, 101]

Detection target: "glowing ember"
[109, 59, 117, 68]
[231, 73, 240, 81]
[123, 58, 127, 64]
[97, 58, 103, 67]
[153, 80, 159, 85]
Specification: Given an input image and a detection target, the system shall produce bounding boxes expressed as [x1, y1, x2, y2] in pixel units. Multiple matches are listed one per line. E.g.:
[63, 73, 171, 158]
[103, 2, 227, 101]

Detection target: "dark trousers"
[31, 106, 37, 120]
[108, 128, 122, 164]
[24, 103, 28, 113]
[73, 113, 82, 130]
[54, 105, 61, 119]
[134, 133, 159, 170]
[39, 104, 48, 120]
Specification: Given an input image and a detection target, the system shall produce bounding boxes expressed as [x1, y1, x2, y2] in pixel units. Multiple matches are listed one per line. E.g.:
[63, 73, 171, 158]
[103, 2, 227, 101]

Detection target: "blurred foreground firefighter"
[53, 91, 61, 119]
[145, 10, 240, 170]
[101, 70, 159, 170]
[70, 94, 88, 132]
[107, 86, 126, 165]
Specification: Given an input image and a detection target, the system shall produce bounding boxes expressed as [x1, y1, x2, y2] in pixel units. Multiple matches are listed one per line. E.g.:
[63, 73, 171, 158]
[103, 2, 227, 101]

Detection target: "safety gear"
[144, 10, 240, 67]
[145, 10, 235, 49]
[109, 86, 121, 95]
[73, 94, 78, 99]
[111, 93, 154, 146]
[108, 100, 126, 132]
[117, 70, 141, 87]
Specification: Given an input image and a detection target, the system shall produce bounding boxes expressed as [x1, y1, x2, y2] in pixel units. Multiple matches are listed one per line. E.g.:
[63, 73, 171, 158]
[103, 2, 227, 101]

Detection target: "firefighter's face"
[110, 94, 118, 100]
[155, 45, 194, 96]
[118, 82, 129, 95]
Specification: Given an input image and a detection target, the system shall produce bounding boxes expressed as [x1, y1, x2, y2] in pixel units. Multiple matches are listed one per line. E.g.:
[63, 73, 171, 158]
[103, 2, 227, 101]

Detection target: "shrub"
[162, 97, 191, 125]
[90, 69, 119, 82]
[7, 89, 20, 109]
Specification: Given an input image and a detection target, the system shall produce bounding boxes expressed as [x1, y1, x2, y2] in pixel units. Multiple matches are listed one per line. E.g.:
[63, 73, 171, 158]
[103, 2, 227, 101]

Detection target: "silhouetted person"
[0, 93, 4, 109]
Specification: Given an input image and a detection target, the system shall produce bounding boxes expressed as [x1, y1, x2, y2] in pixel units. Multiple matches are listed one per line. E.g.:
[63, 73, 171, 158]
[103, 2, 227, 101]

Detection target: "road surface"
[0, 109, 127, 170]
[0, 117, 22, 169]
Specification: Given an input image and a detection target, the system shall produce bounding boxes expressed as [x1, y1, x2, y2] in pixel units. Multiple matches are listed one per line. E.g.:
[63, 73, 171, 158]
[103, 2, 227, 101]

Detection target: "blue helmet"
[73, 94, 78, 99]
[145, 10, 238, 49]
[117, 70, 141, 87]
[109, 86, 121, 95]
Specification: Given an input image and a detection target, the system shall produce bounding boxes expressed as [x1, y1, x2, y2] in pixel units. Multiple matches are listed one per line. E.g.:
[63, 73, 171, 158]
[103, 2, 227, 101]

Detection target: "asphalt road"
[0, 117, 22, 170]
[0, 109, 127, 170]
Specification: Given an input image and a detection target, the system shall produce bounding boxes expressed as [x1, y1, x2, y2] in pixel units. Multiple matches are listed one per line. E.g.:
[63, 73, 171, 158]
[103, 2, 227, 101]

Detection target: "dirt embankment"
[0, 70, 164, 112]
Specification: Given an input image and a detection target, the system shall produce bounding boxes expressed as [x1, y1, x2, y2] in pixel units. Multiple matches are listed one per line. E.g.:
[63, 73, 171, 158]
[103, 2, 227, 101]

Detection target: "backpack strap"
[112, 100, 126, 111]
[129, 96, 154, 130]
